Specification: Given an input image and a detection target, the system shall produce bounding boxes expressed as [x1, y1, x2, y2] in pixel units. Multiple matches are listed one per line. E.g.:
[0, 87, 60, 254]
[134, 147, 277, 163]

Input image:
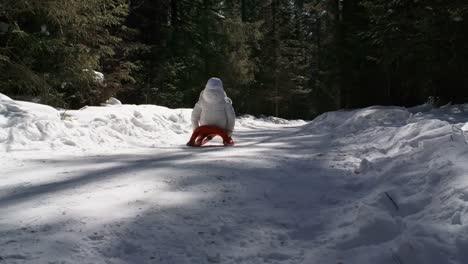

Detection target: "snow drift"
[0, 94, 304, 151]
[0, 94, 192, 151]
[302, 104, 468, 263]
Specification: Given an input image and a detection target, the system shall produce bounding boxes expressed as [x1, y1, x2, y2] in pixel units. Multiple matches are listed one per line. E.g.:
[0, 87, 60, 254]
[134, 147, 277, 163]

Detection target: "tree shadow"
[0, 151, 195, 208]
[79, 154, 350, 264]
[0, 126, 360, 263]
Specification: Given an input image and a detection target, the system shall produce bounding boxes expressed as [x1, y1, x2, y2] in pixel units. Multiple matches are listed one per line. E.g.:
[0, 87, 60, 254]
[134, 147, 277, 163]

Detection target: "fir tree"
[0, 0, 136, 108]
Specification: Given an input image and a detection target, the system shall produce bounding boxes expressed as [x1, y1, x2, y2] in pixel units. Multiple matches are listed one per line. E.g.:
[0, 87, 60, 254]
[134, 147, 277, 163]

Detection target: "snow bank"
[0, 93, 12, 101]
[308, 104, 468, 155]
[0, 94, 303, 151]
[301, 103, 468, 263]
[308, 106, 410, 133]
[0, 95, 193, 151]
[237, 114, 306, 130]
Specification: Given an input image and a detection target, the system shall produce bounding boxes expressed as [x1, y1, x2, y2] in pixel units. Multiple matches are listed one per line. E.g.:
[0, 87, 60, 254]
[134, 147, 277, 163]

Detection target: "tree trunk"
[315, 14, 321, 91]
[170, 0, 178, 27]
[272, 0, 279, 117]
[332, 0, 346, 108]
[241, 0, 247, 22]
[202, 0, 209, 78]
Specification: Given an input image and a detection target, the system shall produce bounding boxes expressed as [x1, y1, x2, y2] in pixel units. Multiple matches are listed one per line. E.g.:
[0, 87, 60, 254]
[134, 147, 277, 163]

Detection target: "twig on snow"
[385, 192, 399, 211]
[392, 252, 403, 264]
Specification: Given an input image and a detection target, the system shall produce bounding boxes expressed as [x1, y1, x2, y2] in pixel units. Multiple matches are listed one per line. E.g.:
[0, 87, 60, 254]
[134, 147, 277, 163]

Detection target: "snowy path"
[1, 96, 468, 263]
[2, 124, 467, 264]
[1, 126, 346, 264]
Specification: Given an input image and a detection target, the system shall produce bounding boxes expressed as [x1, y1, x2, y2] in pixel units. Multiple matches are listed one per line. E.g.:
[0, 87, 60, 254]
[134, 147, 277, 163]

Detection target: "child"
[189, 77, 235, 145]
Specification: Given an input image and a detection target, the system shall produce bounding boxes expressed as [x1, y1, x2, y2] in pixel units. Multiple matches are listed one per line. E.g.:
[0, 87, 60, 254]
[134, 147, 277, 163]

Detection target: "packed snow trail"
[1, 95, 468, 263]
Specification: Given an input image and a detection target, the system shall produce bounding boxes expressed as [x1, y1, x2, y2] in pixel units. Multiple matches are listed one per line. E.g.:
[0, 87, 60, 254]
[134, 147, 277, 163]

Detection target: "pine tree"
[360, 0, 468, 105]
[0, 0, 135, 108]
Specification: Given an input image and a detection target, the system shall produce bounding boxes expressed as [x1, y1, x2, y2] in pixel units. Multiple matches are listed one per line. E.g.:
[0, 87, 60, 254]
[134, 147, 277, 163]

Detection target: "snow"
[1, 94, 468, 264]
[104, 97, 123, 106]
[83, 69, 105, 84]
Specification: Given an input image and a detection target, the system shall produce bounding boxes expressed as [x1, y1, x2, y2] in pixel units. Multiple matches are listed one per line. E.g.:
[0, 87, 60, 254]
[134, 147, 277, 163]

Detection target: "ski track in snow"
[1, 95, 468, 264]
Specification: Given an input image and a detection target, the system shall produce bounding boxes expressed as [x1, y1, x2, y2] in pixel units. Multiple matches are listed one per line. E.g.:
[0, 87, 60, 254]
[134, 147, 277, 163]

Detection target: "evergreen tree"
[0, 0, 135, 108]
[124, 0, 261, 111]
[360, 0, 468, 105]
[1, 0, 467, 118]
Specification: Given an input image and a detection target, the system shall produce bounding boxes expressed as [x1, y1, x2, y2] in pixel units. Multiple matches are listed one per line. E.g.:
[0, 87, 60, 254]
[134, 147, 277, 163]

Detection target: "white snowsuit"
[191, 78, 236, 136]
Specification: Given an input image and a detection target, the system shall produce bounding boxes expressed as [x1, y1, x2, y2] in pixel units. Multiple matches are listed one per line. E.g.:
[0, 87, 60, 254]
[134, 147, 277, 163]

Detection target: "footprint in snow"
[88, 234, 105, 241]
[261, 252, 292, 262]
[0, 254, 29, 260]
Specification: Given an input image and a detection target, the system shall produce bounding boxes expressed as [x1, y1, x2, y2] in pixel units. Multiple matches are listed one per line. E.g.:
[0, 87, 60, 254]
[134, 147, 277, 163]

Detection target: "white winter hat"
[202, 77, 226, 103]
[205, 77, 224, 90]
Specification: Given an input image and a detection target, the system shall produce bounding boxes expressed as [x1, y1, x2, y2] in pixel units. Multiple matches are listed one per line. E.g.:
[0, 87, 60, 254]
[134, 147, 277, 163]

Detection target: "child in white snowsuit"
[191, 77, 235, 139]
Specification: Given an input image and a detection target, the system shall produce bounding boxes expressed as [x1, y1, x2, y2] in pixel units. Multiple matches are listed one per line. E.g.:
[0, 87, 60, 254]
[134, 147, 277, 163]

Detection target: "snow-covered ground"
[1, 93, 468, 264]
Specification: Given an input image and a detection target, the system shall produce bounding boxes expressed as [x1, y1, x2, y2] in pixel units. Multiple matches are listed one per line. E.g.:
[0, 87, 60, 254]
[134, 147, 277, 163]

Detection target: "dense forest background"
[1, 0, 467, 119]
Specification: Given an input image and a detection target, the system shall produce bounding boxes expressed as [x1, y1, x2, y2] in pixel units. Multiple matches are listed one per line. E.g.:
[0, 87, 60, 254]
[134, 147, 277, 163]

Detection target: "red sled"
[186, 125, 234, 147]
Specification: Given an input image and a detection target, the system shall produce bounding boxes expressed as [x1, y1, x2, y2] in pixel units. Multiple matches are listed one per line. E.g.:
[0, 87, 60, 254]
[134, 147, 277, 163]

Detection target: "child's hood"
[200, 77, 229, 104]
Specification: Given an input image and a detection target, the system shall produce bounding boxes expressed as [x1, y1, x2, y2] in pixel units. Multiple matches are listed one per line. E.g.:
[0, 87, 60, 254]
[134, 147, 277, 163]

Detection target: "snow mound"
[237, 114, 306, 130]
[103, 97, 122, 106]
[0, 96, 193, 151]
[308, 106, 411, 133]
[298, 103, 468, 263]
[0, 94, 303, 151]
[0, 93, 12, 101]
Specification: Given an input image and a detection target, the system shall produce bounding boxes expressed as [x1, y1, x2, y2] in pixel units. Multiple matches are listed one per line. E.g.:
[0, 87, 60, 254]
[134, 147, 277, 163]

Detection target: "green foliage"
[312, 0, 468, 110]
[123, 0, 264, 111]
[2, 0, 467, 118]
[359, 0, 468, 105]
[0, 0, 135, 108]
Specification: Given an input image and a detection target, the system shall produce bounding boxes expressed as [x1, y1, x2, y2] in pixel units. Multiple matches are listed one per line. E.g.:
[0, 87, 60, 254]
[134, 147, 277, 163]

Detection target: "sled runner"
[186, 125, 234, 147]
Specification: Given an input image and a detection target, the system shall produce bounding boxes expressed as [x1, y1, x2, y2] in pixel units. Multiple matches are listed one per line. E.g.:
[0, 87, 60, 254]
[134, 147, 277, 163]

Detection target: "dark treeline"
[1, 0, 467, 119]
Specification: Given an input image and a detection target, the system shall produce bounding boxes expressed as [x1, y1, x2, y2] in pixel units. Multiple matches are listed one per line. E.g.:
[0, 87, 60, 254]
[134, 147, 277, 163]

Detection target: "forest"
[1, 0, 467, 119]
